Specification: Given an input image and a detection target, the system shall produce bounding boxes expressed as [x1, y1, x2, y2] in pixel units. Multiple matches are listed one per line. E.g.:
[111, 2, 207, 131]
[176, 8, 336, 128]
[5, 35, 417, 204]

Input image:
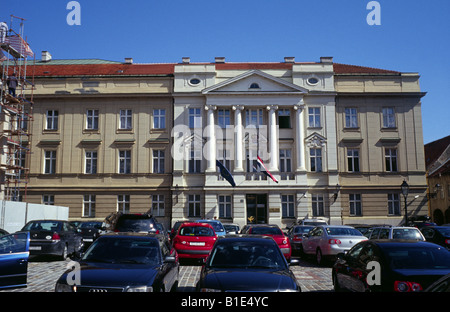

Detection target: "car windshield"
[80, 222, 102, 229]
[325, 227, 362, 236]
[392, 228, 423, 240]
[208, 240, 287, 270]
[82, 237, 161, 265]
[385, 245, 450, 270]
[116, 218, 155, 232]
[201, 222, 225, 232]
[251, 227, 282, 235]
[22, 221, 62, 232]
[294, 227, 313, 234]
[179, 226, 215, 236]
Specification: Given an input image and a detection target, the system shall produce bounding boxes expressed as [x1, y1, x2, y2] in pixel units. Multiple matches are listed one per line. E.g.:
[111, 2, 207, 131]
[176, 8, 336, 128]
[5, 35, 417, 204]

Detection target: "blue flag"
[216, 160, 236, 187]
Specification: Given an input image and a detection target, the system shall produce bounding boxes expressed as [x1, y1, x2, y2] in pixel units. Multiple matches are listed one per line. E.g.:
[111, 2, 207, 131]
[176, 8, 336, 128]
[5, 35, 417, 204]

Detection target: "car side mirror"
[336, 253, 346, 260]
[164, 256, 176, 263]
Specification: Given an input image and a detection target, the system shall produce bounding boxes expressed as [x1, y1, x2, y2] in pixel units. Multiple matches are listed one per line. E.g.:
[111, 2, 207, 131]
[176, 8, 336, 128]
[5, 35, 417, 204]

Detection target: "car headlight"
[55, 283, 74, 292]
[126, 286, 153, 292]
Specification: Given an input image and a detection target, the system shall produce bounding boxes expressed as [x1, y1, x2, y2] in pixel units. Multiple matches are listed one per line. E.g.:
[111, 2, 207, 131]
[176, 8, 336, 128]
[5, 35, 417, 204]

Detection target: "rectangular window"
[189, 145, 201, 173]
[119, 150, 131, 174]
[46, 110, 58, 130]
[86, 109, 99, 130]
[43, 195, 54, 205]
[382, 107, 396, 128]
[344, 108, 358, 128]
[188, 194, 201, 217]
[217, 109, 231, 128]
[388, 193, 400, 215]
[217, 149, 231, 172]
[347, 149, 360, 172]
[119, 109, 132, 130]
[152, 150, 165, 174]
[189, 108, 202, 128]
[245, 109, 263, 128]
[311, 194, 324, 216]
[308, 107, 321, 128]
[310, 148, 322, 172]
[279, 149, 292, 173]
[219, 195, 232, 218]
[281, 195, 295, 218]
[153, 109, 166, 129]
[385, 148, 398, 172]
[117, 195, 130, 214]
[44, 150, 56, 174]
[85, 151, 98, 174]
[278, 109, 291, 129]
[83, 195, 96, 217]
[349, 194, 362, 216]
[152, 194, 165, 217]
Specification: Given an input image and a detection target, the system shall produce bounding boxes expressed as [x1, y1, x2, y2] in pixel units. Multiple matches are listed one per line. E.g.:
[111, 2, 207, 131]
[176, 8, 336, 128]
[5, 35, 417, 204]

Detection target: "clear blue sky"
[1, 0, 449, 144]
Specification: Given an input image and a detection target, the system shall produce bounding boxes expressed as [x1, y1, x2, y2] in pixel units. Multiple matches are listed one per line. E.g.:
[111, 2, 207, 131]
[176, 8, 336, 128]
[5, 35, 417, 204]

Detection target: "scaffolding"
[0, 15, 34, 201]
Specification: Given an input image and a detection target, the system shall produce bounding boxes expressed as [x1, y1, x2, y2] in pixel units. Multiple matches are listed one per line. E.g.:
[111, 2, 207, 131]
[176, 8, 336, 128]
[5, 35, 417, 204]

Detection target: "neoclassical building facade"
[13, 55, 428, 228]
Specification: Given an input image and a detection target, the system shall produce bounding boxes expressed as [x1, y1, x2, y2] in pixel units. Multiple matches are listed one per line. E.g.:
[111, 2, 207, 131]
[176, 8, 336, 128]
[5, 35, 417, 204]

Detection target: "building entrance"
[246, 194, 267, 224]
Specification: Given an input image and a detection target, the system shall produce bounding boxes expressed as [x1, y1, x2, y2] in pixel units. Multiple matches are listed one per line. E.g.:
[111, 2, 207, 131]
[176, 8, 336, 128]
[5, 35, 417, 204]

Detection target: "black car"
[332, 240, 450, 292]
[421, 226, 450, 250]
[55, 232, 179, 292]
[113, 213, 159, 233]
[21, 220, 84, 260]
[196, 235, 301, 292]
[78, 221, 104, 249]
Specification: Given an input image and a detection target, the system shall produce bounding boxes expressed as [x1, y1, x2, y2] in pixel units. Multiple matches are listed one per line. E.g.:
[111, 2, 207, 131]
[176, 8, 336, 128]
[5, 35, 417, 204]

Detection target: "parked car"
[78, 221, 104, 249]
[21, 220, 84, 260]
[55, 232, 179, 292]
[332, 240, 450, 292]
[196, 219, 226, 236]
[345, 224, 375, 237]
[223, 223, 240, 234]
[286, 225, 314, 256]
[367, 226, 425, 241]
[196, 235, 301, 292]
[0, 231, 30, 289]
[245, 224, 292, 260]
[172, 222, 217, 261]
[113, 213, 159, 233]
[302, 225, 367, 265]
[0, 228, 9, 236]
[298, 218, 328, 226]
[425, 273, 450, 292]
[421, 226, 450, 250]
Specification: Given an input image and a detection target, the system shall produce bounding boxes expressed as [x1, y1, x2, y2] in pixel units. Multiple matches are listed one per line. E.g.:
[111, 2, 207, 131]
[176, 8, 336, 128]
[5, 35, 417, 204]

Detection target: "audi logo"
[89, 288, 108, 292]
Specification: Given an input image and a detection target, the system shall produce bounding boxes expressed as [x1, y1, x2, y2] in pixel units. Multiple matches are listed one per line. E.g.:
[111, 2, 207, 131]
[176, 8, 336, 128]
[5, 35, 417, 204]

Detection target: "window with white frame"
[43, 195, 54, 205]
[117, 195, 130, 214]
[279, 149, 292, 172]
[347, 149, 360, 172]
[86, 109, 99, 130]
[44, 150, 56, 174]
[385, 148, 398, 172]
[345, 108, 358, 128]
[189, 144, 201, 173]
[382, 107, 396, 128]
[387, 193, 400, 215]
[217, 149, 231, 171]
[119, 150, 131, 174]
[310, 148, 322, 172]
[83, 194, 96, 217]
[46, 110, 59, 130]
[308, 107, 321, 128]
[219, 195, 232, 218]
[85, 151, 98, 174]
[245, 109, 263, 128]
[281, 195, 295, 218]
[152, 194, 165, 217]
[153, 150, 165, 173]
[119, 109, 132, 130]
[189, 108, 202, 128]
[349, 194, 362, 216]
[188, 194, 201, 217]
[153, 109, 166, 129]
[311, 194, 324, 216]
[218, 109, 231, 128]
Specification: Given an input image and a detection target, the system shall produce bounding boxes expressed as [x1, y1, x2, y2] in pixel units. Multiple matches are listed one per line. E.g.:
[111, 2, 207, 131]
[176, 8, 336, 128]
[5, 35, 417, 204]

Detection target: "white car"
[302, 225, 367, 265]
[367, 226, 425, 241]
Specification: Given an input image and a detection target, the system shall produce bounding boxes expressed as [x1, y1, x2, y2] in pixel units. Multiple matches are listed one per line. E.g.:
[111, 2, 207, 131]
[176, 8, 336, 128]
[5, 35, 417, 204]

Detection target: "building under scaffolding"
[0, 16, 34, 201]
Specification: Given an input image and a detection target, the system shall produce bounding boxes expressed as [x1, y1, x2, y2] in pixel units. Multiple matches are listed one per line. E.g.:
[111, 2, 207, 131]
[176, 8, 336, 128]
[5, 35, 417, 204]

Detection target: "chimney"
[320, 56, 333, 64]
[284, 56, 295, 63]
[41, 51, 52, 62]
[215, 57, 225, 63]
[124, 57, 133, 64]
[182, 57, 190, 64]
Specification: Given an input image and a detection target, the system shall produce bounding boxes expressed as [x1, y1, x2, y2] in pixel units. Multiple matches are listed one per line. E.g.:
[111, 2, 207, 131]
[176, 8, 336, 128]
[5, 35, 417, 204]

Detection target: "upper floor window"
[347, 149, 360, 172]
[279, 149, 292, 173]
[308, 107, 321, 128]
[85, 151, 98, 174]
[119, 109, 132, 130]
[217, 109, 230, 128]
[189, 108, 202, 128]
[46, 110, 58, 130]
[44, 150, 56, 174]
[278, 109, 291, 129]
[153, 150, 165, 174]
[385, 148, 398, 172]
[382, 107, 396, 128]
[86, 109, 99, 130]
[119, 150, 131, 174]
[246, 109, 263, 128]
[153, 109, 166, 129]
[344, 108, 358, 128]
[310, 148, 322, 172]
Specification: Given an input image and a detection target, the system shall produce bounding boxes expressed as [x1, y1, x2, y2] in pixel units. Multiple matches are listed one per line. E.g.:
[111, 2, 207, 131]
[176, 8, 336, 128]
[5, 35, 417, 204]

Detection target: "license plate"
[190, 242, 205, 246]
[29, 246, 41, 250]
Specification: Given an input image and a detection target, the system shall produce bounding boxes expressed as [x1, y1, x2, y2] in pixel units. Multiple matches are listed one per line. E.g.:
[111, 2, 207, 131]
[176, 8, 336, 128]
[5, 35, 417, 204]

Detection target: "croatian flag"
[254, 156, 279, 183]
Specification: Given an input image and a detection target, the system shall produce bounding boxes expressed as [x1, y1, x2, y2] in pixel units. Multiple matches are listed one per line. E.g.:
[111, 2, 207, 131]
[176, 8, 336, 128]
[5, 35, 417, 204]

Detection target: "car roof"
[100, 232, 165, 240]
[180, 222, 214, 228]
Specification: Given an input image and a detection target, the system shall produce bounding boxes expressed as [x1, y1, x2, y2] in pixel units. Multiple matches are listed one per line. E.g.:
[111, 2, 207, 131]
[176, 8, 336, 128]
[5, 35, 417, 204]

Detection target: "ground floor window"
[312, 194, 324, 216]
[188, 194, 201, 217]
[219, 195, 232, 218]
[281, 194, 295, 218]
[83, 194, 96, 217]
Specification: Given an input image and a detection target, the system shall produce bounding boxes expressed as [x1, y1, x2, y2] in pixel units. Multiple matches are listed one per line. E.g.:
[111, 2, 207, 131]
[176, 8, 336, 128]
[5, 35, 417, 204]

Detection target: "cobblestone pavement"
[2, 256, 333, 292]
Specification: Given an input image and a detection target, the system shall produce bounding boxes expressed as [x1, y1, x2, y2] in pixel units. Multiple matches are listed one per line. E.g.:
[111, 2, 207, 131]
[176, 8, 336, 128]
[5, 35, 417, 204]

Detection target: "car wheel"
[332, 272, 342, 292]
[316, 248, 323, 266]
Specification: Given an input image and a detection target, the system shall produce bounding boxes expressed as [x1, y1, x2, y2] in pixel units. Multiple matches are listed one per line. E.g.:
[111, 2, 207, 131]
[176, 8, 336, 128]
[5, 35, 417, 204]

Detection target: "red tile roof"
[333, 63, 400, 74]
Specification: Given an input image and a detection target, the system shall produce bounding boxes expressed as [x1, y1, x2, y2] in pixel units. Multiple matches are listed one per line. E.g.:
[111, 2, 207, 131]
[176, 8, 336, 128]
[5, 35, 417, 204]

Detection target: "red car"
[246, 224, 292, 260]
[172, 222, 217, 261]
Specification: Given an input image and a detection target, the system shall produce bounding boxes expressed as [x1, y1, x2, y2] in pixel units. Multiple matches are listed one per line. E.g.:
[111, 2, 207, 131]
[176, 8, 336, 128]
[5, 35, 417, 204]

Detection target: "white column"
[294, 101, 306, 171]
[205, 104, 217, 172]
[232, 105, 244, 171]
[267, 105, 279, 171]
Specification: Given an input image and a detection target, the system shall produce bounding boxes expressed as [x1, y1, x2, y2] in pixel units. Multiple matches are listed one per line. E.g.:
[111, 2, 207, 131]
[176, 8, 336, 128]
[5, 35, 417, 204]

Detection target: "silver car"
[367, 226, 425, 241]
[302, 225, 367, 265]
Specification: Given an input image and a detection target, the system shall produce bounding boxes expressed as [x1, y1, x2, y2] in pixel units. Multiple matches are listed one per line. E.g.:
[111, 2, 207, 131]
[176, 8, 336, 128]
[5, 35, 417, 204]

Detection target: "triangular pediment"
[305, 132, 327, 147]
[202, 70, 308, 94]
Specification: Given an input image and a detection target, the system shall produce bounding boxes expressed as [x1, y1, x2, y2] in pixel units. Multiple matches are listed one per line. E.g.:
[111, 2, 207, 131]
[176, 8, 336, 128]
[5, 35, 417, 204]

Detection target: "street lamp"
[401, 180, 409, 226]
